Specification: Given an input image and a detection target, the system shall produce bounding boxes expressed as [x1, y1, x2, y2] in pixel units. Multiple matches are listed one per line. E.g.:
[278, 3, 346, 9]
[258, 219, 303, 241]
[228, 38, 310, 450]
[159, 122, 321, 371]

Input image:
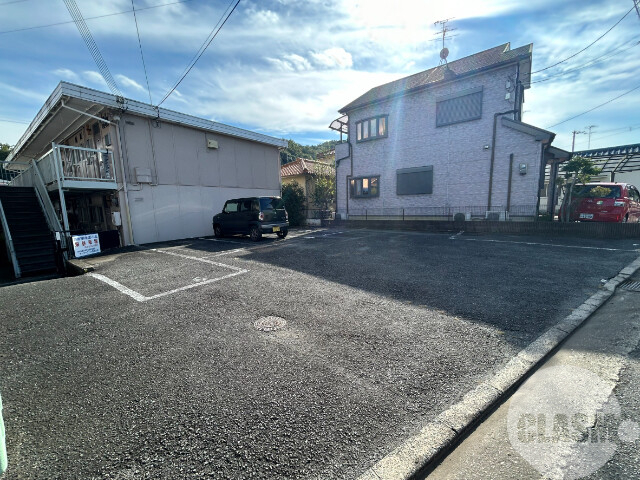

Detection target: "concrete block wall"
[336, 63, 544, 217]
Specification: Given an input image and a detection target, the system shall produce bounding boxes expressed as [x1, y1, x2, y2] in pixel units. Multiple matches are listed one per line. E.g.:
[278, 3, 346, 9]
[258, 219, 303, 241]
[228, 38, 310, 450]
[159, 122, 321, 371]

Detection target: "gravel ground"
[0, 229, 637, 479]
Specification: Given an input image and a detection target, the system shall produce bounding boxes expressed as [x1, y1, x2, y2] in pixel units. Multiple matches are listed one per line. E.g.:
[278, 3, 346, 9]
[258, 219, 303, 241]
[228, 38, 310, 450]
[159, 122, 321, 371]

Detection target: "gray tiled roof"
[340, 43, 532, 113]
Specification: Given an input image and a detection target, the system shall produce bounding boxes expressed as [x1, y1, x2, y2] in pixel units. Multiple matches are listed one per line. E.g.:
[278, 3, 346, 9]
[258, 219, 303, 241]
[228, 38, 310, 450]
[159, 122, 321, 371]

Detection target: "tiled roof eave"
[340, 53, 531, 114]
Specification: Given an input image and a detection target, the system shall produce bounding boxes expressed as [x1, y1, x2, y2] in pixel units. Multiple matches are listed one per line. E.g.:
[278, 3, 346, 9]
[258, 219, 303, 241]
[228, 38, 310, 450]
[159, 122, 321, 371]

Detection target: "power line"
[0, 0, 27, 5]
[157, 0, 241, 107]
[531, 36, 640, 84]
[525, 4, 635, 78]
[157, 0, 237, 105]
[546, 83, 640, 129]
[0, 0, 195, 35]
[0, 118, 29, 124]
[63, 0, 122, 97]
[575, 123, 640, 146]
[130, 0, 153, 106]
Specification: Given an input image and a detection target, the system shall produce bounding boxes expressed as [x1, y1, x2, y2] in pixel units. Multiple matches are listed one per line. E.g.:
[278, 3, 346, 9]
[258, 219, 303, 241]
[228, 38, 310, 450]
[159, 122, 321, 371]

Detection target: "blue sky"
[1, 0, 639, 152]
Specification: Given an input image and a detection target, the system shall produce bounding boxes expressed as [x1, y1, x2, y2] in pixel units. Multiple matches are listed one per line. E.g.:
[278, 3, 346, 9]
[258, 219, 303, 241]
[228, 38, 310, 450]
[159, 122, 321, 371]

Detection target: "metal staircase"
[0, 187, 57, 277]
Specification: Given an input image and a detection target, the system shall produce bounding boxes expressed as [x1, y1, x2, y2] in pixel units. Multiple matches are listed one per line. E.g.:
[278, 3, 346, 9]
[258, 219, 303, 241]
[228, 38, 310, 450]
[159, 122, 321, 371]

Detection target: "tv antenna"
[433, 18, 457, 64]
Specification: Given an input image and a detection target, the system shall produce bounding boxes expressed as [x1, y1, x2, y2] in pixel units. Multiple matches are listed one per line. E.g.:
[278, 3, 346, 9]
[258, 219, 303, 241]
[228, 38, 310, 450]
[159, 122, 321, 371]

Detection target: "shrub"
[282, 183, 306, 226]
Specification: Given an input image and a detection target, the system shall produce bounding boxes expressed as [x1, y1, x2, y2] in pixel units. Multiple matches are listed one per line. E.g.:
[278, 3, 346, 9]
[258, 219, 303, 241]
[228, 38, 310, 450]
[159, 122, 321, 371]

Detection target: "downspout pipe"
[113, 117, 135, 246]
[488, 109, 518, 210]
[506, 153, 514, 212]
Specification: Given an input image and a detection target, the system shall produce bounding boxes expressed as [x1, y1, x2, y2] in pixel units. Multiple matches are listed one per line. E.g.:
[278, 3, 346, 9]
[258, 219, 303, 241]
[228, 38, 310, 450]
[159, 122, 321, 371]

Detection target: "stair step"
[10, 234, 53, 244]
[1, 197, 39, 204]
[20, 263, 57, 275]
[14, 244, 55, 255]
[17, 249, 56, 260]
[9, 227, 50, 236]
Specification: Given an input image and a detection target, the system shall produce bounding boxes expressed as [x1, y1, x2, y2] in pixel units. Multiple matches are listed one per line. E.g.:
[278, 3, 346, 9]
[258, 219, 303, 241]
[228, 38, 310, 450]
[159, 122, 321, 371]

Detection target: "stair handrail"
[0, 198, 21, 279]
[30, 159, 63, 232]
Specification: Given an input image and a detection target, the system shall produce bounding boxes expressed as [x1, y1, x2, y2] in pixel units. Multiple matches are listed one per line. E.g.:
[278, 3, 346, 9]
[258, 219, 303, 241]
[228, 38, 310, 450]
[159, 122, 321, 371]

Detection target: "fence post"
[365, 209, 368, 221]
[402, 208, 405, 221]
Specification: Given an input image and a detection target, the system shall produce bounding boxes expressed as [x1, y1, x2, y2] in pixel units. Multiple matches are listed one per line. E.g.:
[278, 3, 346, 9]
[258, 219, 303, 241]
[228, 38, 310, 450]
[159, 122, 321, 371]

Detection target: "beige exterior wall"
[282, 175, 307, 195]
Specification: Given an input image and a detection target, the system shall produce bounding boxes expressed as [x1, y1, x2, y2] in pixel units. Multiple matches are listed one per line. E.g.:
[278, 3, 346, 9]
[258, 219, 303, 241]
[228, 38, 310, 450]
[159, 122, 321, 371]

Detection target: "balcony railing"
[6, 144, 117, 191]
[57, 145, 115, 182]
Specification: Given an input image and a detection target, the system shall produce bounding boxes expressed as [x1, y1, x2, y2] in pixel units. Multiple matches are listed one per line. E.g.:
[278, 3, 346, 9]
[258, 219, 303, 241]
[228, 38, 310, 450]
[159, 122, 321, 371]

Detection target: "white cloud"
[115, 74, 146, 92]
[52, 68, 78, 82]
[82, 71, 107, 87]
[267, 53, 312, 72]
[310, 48, 353, 69]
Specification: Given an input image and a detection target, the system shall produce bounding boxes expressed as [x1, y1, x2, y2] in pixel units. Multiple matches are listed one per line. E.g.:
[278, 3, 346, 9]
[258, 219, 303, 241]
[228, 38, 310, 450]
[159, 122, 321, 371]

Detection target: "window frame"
[349, 175, 380, 198]
[355, 114, 388, 143]
[223, 200, 239, 213]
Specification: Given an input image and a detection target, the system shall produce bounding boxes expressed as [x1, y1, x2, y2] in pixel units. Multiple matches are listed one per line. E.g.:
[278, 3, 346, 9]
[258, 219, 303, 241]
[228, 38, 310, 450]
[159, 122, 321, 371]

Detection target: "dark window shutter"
[397, 166, 433, 195]
[436, 91, 483, 127]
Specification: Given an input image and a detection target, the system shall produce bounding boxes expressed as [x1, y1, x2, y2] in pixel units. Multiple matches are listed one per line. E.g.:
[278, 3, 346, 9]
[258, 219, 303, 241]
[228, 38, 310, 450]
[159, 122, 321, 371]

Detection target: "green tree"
[280, 139, 338, 165]
[310, 162, 335, 219]
[0, 143, 10, 161]
[558, 156, 602, 222]
[281, 182, 306, 227]
[0, 143, 13, 182]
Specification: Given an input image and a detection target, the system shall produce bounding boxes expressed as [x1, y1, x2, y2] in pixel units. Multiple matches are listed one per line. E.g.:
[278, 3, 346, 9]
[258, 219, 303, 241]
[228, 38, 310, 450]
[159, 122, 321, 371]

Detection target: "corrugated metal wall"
[121, 114, 281, 244]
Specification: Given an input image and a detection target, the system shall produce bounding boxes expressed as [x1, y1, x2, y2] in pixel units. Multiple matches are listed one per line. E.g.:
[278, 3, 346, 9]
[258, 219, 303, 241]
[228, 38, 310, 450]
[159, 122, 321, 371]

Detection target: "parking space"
[1, 228, 638, 479]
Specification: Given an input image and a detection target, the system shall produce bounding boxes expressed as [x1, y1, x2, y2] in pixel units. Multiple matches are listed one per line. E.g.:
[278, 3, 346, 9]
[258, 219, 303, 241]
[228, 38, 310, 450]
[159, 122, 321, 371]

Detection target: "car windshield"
[574, 185, 621, 199]
[260, 197, 285, 210]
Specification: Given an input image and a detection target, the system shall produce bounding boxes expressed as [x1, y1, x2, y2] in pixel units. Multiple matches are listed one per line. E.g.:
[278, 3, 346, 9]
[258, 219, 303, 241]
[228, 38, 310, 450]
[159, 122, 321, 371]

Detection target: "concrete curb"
[357, 255, 640, 480]
[65, 258, 95, 276]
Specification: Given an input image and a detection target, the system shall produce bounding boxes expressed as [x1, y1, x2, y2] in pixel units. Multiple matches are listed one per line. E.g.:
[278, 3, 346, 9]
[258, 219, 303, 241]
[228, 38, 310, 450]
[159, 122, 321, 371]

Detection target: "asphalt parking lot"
[1, 228, 639, 479]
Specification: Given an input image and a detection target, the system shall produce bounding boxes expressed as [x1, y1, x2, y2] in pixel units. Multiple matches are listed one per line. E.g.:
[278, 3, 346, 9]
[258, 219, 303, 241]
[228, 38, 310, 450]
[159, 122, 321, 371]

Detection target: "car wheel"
[214, 224, 223, 237]
[250, 226, 262, 242]
[277, 229, 288, 239]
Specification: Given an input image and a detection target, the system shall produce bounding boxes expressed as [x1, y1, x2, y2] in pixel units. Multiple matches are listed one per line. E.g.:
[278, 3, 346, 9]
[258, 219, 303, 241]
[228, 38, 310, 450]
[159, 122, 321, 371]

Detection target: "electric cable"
[524, 4, 635, 79]
[0, 0, 195, 34]
[131, 0, 153, 105]
[546, 83, 640, 129]
[63, 0, 123, 97]
[157, 0, 240, 107]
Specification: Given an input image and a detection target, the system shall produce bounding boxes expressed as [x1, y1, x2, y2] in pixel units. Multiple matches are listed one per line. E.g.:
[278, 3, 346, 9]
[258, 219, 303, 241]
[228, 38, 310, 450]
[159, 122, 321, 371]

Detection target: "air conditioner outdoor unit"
[453, 212, 472, 222]
[485, 210, 507, 221]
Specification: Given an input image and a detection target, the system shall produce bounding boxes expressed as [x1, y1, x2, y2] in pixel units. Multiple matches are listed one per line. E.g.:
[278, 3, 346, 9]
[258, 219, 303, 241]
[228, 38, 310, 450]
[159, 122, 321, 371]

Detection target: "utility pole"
[571, 130, 586, 152]
[585, 125, 597, 149]
[634, 0, 640, 20]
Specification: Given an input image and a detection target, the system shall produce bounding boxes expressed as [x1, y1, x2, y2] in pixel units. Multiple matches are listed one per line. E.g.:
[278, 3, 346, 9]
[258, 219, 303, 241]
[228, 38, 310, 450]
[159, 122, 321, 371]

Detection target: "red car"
[567, 182, 640, 223]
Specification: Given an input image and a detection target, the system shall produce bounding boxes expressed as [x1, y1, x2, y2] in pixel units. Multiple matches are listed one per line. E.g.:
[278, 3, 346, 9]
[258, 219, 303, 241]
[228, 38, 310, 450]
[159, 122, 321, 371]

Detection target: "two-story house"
[330, 43, 569, 220]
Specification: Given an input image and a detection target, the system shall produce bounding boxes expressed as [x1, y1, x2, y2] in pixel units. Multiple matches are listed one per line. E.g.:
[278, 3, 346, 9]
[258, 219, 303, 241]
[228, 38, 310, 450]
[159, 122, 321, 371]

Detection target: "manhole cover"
[254, 316, 287, 332]
[620, 279, 640, 292]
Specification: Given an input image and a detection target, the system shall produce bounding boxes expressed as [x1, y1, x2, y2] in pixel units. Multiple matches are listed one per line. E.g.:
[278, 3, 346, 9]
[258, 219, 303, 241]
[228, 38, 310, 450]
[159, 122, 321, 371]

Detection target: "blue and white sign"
[72, 233, 101, 258]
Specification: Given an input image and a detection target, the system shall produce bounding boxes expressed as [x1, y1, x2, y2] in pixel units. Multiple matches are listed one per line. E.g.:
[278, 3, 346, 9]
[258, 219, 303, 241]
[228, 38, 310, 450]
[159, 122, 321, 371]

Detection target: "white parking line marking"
[151, 248, 246, 271]
[460, 237, 637, 252]
[88, 249, 248, 302]
[88, 273, 148, 302]
[146, 270, 247, 300]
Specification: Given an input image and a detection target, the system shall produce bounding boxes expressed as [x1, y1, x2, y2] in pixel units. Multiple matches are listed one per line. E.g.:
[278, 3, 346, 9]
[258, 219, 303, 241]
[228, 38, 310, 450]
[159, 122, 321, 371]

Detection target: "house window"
[436, 87, 483, 127]
[356, 115, 388, 142]
[397, 166, 433, 195]
[350, 176, 380, 198]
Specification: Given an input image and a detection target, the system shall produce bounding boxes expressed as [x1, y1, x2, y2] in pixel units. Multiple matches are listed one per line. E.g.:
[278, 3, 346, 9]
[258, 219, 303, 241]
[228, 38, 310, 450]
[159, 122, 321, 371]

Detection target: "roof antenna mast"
[433, 18, 457, 64]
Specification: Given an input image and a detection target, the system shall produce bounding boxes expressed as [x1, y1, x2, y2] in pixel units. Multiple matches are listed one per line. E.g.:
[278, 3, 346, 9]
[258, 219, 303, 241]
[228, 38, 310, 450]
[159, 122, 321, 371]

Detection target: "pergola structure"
[545, 142, 640, 215]
[573, 142, 640, 179]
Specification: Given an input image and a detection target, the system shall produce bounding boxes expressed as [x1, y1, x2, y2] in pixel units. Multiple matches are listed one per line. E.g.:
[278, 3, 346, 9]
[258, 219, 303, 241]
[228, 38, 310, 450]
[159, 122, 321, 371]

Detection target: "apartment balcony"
[9, 144, 117, 191]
